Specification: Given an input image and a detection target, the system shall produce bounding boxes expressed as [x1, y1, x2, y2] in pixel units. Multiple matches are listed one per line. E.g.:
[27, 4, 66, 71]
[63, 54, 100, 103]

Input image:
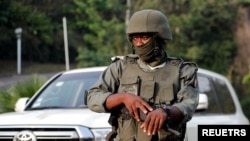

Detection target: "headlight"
[91, 128, 112, 141]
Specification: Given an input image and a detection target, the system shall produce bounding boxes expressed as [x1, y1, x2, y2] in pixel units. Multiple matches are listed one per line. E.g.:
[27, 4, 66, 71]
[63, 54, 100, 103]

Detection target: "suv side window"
[198, 73, 235, 114]
[213, 77, 235, 113]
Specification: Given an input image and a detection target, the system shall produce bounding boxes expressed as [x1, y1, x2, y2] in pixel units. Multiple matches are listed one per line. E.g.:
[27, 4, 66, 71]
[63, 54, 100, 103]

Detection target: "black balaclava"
[133, 36, 167, 67]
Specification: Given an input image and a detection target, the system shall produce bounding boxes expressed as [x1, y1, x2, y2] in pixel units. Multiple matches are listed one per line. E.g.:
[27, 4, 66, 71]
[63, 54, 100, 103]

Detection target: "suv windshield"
[27, 71, 103, 110]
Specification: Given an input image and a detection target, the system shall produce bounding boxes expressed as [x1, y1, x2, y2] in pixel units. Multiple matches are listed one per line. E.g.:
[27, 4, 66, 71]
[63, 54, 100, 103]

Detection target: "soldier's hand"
[140, 108, 167, 136]
[123, 93, 153, 121]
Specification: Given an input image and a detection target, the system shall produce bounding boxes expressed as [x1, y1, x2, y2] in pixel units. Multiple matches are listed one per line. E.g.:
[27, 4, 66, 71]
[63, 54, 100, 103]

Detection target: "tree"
[0, 1, 55, 62]
[166, 0, 238, 74]
[71, 0, 127, 67]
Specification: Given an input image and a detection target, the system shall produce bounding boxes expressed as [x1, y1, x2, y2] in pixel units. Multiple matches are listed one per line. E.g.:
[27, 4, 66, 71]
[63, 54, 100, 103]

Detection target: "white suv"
[0, 66, 248, 141]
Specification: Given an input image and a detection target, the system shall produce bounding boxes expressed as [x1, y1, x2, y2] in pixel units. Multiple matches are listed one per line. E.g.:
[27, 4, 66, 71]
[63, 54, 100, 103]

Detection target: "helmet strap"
[153, 35, 160, 56]
[132, 44, 135, 54]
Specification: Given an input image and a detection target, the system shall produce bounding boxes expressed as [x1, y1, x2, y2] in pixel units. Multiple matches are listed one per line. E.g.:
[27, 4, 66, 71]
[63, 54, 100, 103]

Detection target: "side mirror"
[15, 97, 29, 112]
[196, 93, 208, 111]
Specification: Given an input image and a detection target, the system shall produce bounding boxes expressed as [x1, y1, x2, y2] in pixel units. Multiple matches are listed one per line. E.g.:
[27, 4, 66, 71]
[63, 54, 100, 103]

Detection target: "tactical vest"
[114, 55, 184, 141]
[118, 56, 183, 105]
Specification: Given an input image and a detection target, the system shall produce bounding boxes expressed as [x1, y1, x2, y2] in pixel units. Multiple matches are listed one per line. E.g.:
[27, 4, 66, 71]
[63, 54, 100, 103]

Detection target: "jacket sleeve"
[86, 60, 123, 113]
[173, 62, 199, 122]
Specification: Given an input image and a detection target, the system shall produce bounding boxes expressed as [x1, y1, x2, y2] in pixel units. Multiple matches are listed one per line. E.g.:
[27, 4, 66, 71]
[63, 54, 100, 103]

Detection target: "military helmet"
[127, 9, 172, 40]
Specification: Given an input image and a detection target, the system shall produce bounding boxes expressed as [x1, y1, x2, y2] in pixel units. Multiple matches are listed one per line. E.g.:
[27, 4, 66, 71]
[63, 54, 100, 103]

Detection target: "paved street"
[0, 73, 56, 90]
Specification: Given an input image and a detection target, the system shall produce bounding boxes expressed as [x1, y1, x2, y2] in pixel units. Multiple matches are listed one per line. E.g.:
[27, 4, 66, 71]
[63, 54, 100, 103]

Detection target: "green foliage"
[0, 0, 12, 25]
[0, 75, 47, 113]
[0, 0, 77, 63]
[0, 0, 240, 71]
[240, 97, 250, 119]
[242, 67, 250, 84]
[242, 75, 250, 84]
[73, 0, 127, 67]
[167, 1, 238, 74]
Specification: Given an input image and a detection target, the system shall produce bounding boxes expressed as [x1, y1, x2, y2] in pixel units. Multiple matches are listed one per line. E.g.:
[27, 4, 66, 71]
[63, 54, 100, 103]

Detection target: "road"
[0, 73, 57, 90]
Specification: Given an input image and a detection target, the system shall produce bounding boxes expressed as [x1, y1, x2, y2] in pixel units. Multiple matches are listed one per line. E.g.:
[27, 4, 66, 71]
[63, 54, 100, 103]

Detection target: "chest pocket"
[118, 75, 139, 95]
[118, 74, 157, 106]
[155, 81, 174, 104]
[140, 80, 156, 103]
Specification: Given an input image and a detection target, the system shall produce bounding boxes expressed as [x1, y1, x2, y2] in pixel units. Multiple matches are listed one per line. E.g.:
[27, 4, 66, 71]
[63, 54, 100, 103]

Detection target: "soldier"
[86, 9, 199, 141]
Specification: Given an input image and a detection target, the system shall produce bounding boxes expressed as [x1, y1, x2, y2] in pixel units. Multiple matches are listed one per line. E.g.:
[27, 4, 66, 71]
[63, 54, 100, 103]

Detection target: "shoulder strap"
[111, 54, 138, 64]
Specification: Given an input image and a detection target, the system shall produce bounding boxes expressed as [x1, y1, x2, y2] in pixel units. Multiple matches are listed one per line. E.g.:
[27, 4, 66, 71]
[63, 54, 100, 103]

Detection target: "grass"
[0, 60, 77, 77]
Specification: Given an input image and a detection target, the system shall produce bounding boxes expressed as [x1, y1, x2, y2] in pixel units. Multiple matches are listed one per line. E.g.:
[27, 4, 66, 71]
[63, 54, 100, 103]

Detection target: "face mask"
[134, 39, 155, 62]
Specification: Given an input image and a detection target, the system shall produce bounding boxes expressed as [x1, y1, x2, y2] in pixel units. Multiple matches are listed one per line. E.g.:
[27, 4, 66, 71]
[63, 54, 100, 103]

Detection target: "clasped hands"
[123, 93, 168, 136]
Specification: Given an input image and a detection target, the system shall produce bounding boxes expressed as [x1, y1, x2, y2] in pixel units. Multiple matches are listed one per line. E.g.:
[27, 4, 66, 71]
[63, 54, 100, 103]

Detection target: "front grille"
[0, 125, 94, 141]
